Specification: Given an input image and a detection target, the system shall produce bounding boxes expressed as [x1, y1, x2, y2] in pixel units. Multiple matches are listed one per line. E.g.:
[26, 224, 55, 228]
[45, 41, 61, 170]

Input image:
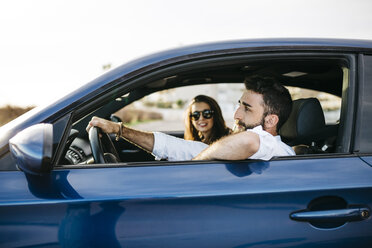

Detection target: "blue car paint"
[360, 156, 372, 167]
[1, 156, 371, 247]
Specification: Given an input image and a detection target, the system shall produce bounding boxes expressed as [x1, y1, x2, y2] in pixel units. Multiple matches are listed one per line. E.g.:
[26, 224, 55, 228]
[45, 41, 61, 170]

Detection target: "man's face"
[233, 90, 266, 132]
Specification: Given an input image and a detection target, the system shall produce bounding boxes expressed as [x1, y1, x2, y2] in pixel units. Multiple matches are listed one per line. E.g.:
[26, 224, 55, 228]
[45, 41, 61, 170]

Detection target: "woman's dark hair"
[184, 95, 231, 144]
[244, 76, 292, 132]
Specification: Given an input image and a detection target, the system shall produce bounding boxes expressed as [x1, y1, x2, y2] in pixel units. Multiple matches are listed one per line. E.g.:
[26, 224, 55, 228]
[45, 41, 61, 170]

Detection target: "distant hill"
[0, 105, 35, 127]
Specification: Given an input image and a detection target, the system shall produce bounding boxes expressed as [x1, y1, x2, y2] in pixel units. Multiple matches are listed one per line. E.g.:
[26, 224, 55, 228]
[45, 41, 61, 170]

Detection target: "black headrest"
[280, 98, 325, 146]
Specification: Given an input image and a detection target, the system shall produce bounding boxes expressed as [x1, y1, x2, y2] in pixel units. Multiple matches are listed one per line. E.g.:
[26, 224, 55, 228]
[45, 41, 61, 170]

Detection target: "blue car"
[1, 38, 372, 247]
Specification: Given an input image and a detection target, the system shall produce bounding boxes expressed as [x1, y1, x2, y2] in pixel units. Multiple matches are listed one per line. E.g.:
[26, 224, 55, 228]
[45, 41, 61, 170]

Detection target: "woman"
[184, 95, 231, 144]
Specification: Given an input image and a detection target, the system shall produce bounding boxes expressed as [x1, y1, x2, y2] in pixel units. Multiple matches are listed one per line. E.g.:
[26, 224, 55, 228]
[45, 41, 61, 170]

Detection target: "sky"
[1, 0, 372, 107]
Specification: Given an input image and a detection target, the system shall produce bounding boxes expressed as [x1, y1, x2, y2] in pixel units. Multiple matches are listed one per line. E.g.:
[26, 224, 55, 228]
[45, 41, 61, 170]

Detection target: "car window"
[61, 55, 351, 166]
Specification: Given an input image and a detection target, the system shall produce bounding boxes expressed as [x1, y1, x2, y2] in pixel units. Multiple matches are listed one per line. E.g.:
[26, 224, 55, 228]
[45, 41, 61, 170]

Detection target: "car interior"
[57, 54, 350, 166]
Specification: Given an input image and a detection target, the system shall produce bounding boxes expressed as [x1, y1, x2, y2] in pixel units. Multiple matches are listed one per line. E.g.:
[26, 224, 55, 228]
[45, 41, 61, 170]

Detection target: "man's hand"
[86, 116, 120, 134]
[87, 116, 155, 153]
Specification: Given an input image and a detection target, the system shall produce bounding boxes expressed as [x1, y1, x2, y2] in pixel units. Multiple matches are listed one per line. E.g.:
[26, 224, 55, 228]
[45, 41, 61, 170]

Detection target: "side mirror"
[9, 123, 53, 175]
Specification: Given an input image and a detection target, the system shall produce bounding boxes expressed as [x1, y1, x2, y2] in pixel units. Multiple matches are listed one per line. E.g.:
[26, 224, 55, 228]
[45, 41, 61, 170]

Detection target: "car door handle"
[290, 207, 370, 222]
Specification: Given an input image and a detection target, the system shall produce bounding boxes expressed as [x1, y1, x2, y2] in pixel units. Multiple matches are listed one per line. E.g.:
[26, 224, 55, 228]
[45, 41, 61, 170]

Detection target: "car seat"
[280, 98, 338, 154]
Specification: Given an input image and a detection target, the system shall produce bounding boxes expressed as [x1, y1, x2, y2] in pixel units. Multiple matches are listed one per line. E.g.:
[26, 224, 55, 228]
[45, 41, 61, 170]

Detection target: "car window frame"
[54, 52, 358, 168]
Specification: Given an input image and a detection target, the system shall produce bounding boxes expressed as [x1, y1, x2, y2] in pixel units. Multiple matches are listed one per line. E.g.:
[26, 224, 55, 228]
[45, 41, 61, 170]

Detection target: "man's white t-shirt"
[152, 125, 295, 161]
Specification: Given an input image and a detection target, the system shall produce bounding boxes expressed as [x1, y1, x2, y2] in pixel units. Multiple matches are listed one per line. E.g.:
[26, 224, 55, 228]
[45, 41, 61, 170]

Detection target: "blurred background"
[1, 0, 371, 126]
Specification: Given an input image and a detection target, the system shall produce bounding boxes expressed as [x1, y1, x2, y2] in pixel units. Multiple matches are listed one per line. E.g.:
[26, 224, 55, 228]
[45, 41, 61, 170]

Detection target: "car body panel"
[354, 55, 372, 154]
[1, 156, 372, 247]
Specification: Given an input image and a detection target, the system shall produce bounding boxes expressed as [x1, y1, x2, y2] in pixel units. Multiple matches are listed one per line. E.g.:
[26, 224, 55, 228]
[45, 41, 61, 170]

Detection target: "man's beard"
[233, 117, 265, 133]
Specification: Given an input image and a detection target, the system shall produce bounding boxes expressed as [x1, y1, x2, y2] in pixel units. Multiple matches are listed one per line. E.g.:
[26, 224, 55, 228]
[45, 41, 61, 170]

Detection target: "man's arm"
[87, 116, 208, 160]
[87, 116, 154, 153]
[193, 131, 260, 160]
[152, 132, 208, 161]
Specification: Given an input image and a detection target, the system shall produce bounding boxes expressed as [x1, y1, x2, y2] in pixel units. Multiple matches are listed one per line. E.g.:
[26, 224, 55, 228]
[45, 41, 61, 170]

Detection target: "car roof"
[88, 38, 372, 96]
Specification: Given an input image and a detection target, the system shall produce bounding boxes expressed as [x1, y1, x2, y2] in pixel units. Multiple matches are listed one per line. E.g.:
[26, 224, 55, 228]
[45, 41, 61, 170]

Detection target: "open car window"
[60, 54, 352, 166]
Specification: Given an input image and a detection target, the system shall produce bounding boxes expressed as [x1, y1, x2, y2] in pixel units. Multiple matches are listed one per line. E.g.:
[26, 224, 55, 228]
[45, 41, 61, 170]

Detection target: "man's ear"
[264, 114, 279, 128]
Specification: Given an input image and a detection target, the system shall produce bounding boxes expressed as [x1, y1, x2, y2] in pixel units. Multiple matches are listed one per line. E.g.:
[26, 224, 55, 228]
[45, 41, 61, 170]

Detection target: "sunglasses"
[190, 109, 214, 120]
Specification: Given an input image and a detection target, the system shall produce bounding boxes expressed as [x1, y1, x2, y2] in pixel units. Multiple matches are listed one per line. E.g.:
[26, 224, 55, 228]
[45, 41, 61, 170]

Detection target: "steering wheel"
[88, 126, 120, 163]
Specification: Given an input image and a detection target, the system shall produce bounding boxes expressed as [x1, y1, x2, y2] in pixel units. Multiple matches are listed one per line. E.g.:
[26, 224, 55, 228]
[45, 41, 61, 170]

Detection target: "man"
[87, 76, 295, 161]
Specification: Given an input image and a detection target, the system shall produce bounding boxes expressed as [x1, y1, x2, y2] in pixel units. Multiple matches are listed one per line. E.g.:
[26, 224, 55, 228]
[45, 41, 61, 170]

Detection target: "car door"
[1, 156, 372, 247]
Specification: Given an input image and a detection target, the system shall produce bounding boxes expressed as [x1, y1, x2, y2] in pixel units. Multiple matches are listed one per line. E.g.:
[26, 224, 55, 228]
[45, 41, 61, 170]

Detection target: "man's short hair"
[244, 76, 292, 131]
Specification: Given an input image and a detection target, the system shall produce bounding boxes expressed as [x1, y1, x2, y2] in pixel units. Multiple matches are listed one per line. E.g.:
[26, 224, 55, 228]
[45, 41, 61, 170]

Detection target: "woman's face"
[190, 102, 214, 136]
